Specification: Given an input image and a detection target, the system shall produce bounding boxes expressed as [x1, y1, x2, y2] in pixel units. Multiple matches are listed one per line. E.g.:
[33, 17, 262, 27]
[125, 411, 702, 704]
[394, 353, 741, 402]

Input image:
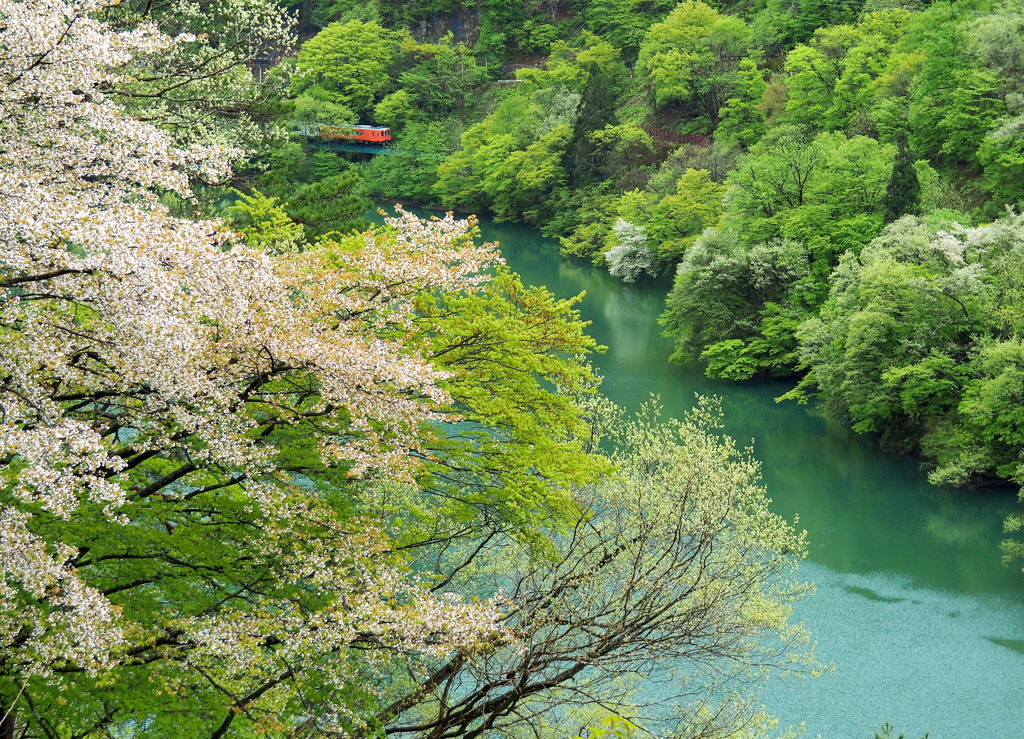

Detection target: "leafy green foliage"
[397, 35, 491, 119]
[660, 127, 894, 378]
[282, 170, 372, 239]
[559, 166, 724, 272]
[584, 0, 677, 55]
[293, 20, 407, 114]
[782, 11, 912, 134]
[646, 167, 726, 262]
[434, 36, 628, 226]
[791, 213, 1024, 486]
[905, 14, 1007, 168]
[361, 119, 460, 202]
[564, 37, 630, 187]
[978, 117, 1024, 212]
[729, 128, 893, 264]
[639, 0, 753, 125]
[747, 0, 861, 55]
[882, 137, 922, 222]
[794, 217, 981, 442]
[716, 58, 769, 148]
[227, 189, 306, 252]
[407, 266, 612, 541]
[574, 715, 639, 739]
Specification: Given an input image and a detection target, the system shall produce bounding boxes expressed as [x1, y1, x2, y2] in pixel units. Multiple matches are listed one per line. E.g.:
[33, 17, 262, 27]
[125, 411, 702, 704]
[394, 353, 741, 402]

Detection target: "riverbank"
[446, 205, 1024, 738]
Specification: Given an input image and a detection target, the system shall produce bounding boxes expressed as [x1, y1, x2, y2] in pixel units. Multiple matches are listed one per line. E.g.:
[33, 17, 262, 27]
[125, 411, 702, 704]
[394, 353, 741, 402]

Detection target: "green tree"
[661, 121, 894, 380]
[585, 123, 658, 187]
[728, 127, 893, 286]
[558, 185, 619, 262]
[435, 40, 625, 225]
[638, 0, 753, 124]
[434, 89, 542, 213]
[397, 35, 490, 119]
[584, 0, 677, 55]
[292, 93, 358, 127]
[563, 35, 629, 187]
[936, 339, 1024, 485]
[824, 10, 912, 133]
[373, 88, 415, 127]
[748, 0, 861, 56]
[227, 189, 306, 252]
[978, 117, 1024, 212]
[361, 119, 459, 202]
[646, 167, 726, 264]
[377, 398, 818, 738]
[495, 124, 574, 221]
[781, 24, 859, 130]
[882, 136, 922, 222]
[905, 12, 1007, 167]
[293, 20, 406, 114]
[716, 59, 769, 148]
[395, 266, 611, 546]
[789, 216, 989, 454]
[283, 170, 371, 239]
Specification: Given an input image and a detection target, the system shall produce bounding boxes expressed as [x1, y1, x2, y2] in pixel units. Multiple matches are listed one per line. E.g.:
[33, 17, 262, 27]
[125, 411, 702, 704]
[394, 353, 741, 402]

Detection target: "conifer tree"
[882, 136, 922, 222]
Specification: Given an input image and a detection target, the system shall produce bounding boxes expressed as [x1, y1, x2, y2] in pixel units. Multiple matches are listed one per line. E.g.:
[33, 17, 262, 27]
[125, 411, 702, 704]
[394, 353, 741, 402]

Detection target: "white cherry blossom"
[0, 0, 510, 718]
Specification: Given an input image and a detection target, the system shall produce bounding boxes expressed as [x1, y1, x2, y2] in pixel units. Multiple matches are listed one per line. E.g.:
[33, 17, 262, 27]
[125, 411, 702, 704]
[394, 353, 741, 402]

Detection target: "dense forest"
[254, 0, 1024, 548]
[0, 0, 1018, 736]
[243, 0, 1024, 495]
[243, 0, 1024, 499]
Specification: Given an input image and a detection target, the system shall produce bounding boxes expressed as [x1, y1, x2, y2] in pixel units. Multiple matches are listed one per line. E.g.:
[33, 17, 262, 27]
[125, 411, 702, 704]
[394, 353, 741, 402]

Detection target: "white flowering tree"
[605, 219, 657, 282]
[102, 0, 296, 149]
[0, 2, 606, 736]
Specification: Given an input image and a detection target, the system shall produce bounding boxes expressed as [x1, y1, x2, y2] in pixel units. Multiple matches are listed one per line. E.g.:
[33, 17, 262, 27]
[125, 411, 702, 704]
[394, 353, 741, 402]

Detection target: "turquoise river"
[379, 206, 1024, 738]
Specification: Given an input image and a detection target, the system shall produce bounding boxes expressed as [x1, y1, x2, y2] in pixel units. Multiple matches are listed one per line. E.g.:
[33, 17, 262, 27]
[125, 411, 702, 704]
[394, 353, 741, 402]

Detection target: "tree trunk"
[0, 710, 16, 739]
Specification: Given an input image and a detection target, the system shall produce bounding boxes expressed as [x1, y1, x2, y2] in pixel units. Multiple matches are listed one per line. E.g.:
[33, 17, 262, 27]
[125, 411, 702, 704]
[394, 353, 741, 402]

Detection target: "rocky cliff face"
[409, 7, 483, 45]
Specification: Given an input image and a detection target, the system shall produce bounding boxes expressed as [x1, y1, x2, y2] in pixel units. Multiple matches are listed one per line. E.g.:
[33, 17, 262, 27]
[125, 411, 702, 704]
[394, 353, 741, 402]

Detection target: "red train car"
[318, 124, 392, 143]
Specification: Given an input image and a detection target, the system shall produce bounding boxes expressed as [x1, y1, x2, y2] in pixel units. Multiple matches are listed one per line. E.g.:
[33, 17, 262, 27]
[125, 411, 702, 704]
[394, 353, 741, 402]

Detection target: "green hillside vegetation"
[0, 2, 818, 737]
[255, 0, 1024, 497]
[5, 0, 1021, 735]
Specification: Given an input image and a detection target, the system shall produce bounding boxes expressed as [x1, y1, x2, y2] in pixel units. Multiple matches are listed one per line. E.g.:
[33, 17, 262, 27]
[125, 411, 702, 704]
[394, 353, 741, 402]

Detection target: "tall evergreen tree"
[882, 136, 922, 222]
[564, 56, 623, 186]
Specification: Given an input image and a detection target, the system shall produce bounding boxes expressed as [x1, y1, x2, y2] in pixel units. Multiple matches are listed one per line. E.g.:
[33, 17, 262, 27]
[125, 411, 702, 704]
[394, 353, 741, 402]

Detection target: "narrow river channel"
[377, 206, 1024, 737]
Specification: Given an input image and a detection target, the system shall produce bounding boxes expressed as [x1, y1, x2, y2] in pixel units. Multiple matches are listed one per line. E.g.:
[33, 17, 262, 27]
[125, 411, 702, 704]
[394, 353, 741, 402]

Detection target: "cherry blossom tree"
[0, 4, 814, 737]
[0, 2, 603, 735]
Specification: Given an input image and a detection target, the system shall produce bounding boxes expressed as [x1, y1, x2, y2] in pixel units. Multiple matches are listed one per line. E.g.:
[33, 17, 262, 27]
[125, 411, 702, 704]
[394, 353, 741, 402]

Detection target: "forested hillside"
[1, 0, 1020, 736]
[0, 2, 817, 738]
[251, 0, 1024, 495]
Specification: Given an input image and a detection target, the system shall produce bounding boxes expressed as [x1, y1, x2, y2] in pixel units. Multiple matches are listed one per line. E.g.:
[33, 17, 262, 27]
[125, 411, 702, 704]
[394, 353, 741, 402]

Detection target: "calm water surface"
[379, 207, 1024, 738]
